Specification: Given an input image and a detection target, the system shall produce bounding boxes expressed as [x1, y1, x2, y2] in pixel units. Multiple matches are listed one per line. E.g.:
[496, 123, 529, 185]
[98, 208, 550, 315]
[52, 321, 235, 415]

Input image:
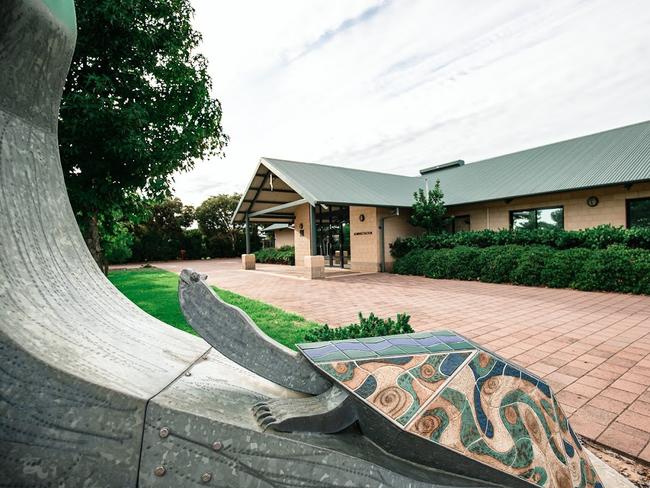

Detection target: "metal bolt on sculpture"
[0, 0, 626, 487]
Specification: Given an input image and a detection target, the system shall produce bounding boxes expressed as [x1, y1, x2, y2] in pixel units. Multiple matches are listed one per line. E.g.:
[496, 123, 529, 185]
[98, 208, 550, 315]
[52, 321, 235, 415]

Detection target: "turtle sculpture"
[0, 1, 619, 485]
[179, 271, 605, 488]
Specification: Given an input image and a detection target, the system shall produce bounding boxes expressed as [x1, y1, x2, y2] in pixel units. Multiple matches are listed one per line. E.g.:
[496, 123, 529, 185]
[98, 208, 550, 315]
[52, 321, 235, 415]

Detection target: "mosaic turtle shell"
[297, 331, 604, 488]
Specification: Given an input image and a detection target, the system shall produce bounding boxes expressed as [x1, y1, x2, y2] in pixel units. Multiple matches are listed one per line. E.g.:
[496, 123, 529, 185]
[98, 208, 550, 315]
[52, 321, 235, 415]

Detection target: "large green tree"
[59, 0, 227, 269]
[130, 198, 195, 262]
[195, 194, 242, 255]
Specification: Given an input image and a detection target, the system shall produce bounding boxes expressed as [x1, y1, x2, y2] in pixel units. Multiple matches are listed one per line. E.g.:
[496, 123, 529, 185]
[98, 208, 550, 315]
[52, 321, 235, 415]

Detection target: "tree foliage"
[131, 198, 195, 262]
[102, 220, 134, 265]
[410, 179, 449, 233]
[195, 194, 242, 254]
[59, 0, 227, 269]
[142, 198, 195, 237]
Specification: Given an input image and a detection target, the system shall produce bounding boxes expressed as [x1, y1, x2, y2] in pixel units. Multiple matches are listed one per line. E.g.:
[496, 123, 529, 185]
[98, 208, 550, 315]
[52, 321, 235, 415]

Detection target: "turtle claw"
[261, 420, 279, 433]
[251, 402, 269, 414]
[253, 399, 282, 430]
[251, 386, 357, 434]
[256, 411, 273, 423]
[259, 415, 276, 428]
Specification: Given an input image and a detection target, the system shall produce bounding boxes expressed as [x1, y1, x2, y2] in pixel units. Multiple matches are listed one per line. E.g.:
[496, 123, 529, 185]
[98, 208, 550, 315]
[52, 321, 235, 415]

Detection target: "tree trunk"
[85, 213, 106, 274]
[229, 229, 237, 255]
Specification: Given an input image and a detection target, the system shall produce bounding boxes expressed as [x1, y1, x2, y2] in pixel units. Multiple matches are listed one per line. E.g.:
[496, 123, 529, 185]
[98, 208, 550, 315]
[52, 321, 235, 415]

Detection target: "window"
[452, 215, 471, 233]
[627, 198, 650, 228]
[510, 206, 564, 230]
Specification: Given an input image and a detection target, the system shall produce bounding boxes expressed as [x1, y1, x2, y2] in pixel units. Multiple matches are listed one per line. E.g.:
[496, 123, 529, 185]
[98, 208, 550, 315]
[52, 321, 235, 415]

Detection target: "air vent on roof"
[419, 160, 464, 175]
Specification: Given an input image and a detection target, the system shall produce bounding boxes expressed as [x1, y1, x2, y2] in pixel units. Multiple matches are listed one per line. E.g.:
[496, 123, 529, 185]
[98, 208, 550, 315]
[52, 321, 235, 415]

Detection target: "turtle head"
[179, 269, 207, 286]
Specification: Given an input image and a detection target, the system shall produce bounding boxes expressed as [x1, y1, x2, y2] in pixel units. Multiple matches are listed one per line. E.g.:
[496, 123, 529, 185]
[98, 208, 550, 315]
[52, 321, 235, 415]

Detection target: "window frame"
[626, 197, 650, 229]
[509, 205, 564, 230]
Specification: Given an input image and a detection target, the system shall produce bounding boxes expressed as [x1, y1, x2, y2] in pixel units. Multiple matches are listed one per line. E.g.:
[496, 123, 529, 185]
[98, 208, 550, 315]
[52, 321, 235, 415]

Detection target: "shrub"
[510, 245, 554, 287]
[581, 225, 626, 250]
[445, 246, 482, 280]
[390, 225, 650, 259]
[393, 244, 650, 295]
[477, 246, 524, 283]
[181, 229, 206, 260]
[255, 246, 295, 265]
[303, 312, 413, 342]
[204, 235, 238, 258]
[393, 249, 428, 275]
[131, 231, 180, 262]
[539, 248, 592, 288]
[572, 246, 650, 293]
[422, 248, 452, 279]
[623, 227, 650, 249]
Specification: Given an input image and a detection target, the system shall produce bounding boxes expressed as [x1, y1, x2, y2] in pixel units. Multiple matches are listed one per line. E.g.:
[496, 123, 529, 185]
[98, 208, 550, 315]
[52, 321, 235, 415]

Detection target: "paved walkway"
[130, 258, 650, 461]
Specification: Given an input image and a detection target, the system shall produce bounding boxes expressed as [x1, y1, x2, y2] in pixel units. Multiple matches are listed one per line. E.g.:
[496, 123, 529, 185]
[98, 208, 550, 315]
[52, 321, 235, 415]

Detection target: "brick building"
[233, 121, 650, 272]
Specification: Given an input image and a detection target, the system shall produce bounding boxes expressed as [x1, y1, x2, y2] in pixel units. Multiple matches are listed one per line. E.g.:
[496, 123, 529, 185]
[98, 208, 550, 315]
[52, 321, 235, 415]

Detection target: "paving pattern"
[133, 259, 650, 462]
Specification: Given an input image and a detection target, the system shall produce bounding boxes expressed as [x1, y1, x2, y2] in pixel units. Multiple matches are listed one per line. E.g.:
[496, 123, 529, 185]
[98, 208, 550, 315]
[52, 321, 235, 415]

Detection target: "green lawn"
[108, 267, 320, 349]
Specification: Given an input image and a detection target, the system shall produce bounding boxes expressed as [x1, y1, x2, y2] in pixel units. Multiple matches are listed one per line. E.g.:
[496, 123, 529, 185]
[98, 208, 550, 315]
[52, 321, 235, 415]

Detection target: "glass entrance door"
[316, 206, 350, 268]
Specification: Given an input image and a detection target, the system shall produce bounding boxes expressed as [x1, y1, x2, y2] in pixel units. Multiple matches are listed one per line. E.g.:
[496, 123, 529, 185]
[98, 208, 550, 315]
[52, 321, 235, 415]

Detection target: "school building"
[233, 120, 650, 273]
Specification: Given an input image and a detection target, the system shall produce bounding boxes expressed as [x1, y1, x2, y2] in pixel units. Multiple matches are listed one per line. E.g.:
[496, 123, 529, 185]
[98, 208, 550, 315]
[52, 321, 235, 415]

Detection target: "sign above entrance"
[354, 231, 373, 236]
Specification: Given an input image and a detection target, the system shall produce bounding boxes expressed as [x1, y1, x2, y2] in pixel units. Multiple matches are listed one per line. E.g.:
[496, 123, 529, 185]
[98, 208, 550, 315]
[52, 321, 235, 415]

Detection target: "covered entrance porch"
[232, 158, 419, 277]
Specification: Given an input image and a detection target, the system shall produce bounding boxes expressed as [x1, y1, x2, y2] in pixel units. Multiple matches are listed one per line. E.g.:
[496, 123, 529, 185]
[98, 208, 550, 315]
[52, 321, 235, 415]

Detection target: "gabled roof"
[232, 120, 650, 223]
[232, 158, 421, 223]
[261, 158, 421, 207]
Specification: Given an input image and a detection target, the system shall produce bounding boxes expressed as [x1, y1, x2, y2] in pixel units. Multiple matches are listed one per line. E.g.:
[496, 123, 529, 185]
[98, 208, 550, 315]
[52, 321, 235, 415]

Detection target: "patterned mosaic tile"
[298, 331, 604, 488]
[318, 352, 472, 426]
[404, 350, 603, 488]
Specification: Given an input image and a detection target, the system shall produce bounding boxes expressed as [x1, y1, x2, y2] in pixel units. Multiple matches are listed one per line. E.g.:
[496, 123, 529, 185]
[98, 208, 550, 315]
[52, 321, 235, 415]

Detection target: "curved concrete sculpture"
[0, 1, 623, 487]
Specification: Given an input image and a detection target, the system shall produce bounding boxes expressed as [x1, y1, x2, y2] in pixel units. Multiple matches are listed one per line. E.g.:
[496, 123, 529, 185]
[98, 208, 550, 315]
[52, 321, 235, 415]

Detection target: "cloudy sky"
[173, 0, 650, 206]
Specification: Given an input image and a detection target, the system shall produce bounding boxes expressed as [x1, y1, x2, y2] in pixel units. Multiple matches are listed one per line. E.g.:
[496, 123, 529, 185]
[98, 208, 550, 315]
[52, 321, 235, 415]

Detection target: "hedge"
[254, 246, 295, 265]
[390, 225, 650, 259]
[393, 245, 650, 295]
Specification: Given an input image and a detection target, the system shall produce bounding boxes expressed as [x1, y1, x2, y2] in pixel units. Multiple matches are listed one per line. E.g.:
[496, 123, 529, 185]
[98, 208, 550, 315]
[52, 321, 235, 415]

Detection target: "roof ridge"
[261, 157, 420, 179]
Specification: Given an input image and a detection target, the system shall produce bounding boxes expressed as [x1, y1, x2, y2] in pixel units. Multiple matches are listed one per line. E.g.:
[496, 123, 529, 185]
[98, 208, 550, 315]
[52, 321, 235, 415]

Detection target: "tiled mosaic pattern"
[298, 332, 604, 488]
[319, 352, 471, 425]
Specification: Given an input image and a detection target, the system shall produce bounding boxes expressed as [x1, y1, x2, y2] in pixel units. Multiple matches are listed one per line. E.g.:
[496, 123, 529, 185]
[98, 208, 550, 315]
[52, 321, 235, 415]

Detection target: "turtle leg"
[253, 386, 357, 433]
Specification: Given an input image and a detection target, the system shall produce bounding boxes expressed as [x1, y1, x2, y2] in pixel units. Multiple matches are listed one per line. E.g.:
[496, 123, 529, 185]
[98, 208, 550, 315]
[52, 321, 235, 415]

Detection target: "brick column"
[241, 253, 256, 270]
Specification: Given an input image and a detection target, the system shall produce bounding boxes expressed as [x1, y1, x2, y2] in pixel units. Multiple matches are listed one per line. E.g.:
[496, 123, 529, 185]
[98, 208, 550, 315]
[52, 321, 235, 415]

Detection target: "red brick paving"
[145, 258, 650, 461]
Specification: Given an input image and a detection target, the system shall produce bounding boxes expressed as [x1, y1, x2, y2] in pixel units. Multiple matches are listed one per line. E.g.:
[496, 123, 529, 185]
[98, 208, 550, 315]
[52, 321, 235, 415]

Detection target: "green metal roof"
[261, 158, 421, 207]
[233, 120, 650, 222]
[434, 120, 650, 206]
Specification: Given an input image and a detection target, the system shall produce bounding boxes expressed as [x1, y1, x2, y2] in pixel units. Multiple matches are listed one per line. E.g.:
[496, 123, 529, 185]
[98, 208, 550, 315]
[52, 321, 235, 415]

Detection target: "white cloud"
[173, 0, 650, 206]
